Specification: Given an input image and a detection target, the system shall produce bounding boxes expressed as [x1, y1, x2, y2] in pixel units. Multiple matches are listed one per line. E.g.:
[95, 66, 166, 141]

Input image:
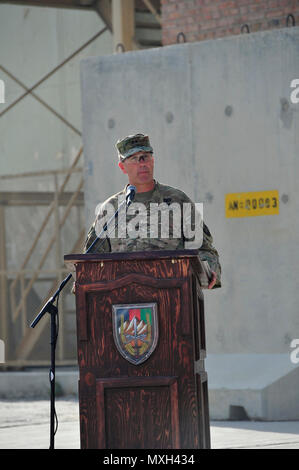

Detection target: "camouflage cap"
[116, 133, 153, 161]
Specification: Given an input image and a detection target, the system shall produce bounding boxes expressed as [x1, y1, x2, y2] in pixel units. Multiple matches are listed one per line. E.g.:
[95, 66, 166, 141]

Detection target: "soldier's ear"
[118, 161, 127, 174]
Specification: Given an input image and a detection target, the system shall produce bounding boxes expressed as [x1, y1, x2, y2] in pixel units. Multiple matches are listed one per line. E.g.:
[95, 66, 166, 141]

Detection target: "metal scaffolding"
[0, 21, 108, 366]
[0, 0, 161, 367]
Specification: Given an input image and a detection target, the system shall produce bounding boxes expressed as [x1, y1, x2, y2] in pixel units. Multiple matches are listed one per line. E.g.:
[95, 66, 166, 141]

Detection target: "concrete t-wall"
[80, 27, 299, 419]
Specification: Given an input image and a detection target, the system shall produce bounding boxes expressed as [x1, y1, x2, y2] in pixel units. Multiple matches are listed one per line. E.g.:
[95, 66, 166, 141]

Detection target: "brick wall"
[161, 0, 299, 45]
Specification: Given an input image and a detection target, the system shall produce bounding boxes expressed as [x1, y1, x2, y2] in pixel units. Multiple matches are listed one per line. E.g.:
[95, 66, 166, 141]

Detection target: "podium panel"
[96, 376, 179, 449]
[65, 250, 211, 449]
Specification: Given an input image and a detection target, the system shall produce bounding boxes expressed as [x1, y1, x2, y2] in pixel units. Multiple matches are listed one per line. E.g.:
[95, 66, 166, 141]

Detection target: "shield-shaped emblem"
[112, 303, 158, 365]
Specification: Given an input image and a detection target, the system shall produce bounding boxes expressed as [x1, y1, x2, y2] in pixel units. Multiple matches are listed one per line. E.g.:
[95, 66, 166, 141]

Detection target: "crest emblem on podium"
[112, 303, 158, 365]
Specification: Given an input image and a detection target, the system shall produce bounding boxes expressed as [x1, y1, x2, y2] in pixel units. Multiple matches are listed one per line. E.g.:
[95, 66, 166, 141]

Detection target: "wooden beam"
[141, 0, 161, 25]
[112, 0, 135, 52]
[0, 167, 82, 180]
[94, 0, 112, 31]
[0, 0, 95, 10]
[0, 207, 8, 356]
[0, 191, 84, 206]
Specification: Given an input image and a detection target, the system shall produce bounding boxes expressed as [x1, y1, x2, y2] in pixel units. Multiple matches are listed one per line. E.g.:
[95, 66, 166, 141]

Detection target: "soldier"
[84, 133, 221, 289]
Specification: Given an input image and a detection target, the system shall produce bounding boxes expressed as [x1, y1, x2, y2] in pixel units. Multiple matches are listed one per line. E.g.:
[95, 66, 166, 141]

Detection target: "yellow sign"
[225, 190, 279, 218]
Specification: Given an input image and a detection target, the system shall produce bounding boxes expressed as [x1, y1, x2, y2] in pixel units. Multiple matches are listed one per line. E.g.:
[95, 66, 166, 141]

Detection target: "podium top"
[65, 248, 198, 262]
[64, 249, 211, 288]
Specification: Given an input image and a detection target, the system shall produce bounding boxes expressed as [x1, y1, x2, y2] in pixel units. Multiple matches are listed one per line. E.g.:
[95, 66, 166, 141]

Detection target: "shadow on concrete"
[211, 419, 299, 435]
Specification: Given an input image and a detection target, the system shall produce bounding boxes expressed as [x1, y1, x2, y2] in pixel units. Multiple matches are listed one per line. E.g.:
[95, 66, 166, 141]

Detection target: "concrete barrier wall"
[80, 27, 299, 419]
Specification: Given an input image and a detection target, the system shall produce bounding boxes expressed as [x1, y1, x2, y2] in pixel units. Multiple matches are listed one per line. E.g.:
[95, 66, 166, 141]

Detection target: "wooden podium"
[64, 249, 211, 449]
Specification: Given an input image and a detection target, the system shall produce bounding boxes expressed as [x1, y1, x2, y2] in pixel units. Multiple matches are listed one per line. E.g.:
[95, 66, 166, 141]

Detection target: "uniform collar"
[123, 179, 159, 195]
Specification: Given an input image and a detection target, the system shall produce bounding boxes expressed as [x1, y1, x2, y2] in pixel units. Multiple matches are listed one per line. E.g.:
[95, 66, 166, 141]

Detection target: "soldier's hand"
[208, 271, 217, 289]
[71, 281, 76, 294]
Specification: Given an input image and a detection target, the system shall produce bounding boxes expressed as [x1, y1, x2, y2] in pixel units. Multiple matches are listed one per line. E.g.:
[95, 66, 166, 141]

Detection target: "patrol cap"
[116, 133, 153, 161]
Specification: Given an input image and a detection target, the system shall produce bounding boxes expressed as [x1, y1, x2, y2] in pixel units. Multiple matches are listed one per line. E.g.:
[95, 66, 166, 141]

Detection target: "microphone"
[126, 185, 136, 205]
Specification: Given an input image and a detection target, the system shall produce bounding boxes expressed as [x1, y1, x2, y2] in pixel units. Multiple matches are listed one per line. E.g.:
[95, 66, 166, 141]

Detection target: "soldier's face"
[118, 151, 154, 186]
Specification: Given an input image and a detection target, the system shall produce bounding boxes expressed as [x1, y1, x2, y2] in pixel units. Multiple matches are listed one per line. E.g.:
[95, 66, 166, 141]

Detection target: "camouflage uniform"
[83, 133, 221, 288]
[84, 180, 221, 288]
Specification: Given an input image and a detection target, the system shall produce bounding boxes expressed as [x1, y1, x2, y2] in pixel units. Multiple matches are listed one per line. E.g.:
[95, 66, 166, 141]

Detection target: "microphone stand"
[30, 186, 136, 449]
